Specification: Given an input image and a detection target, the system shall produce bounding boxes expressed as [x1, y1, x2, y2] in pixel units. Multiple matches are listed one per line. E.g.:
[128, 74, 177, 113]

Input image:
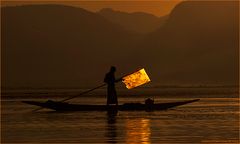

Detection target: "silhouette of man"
[104, 66, 118, 106]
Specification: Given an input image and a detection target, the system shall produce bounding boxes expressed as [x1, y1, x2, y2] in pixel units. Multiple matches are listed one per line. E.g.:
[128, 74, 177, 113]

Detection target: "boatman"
[104, 66, 120, 106]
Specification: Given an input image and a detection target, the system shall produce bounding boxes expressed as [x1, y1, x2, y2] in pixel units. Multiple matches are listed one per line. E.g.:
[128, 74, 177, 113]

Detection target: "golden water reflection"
[126, 119, 151, 144]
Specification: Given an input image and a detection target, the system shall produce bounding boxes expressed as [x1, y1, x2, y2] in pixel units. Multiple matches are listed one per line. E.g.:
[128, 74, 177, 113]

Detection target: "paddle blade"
[122, 68, 151, 89]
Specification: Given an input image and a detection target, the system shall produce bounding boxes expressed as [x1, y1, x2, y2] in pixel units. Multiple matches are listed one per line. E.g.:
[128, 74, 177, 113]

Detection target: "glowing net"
[122, 68, 151, 89]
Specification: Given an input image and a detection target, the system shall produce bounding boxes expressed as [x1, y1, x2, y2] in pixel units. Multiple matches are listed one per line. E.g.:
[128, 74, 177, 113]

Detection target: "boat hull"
[22, 99, 200, 111]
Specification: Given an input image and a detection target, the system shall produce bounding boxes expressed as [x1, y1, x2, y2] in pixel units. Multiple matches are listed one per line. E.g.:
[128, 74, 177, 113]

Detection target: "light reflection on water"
[104, 111, 152, 144]
[126, 119, 151, 144]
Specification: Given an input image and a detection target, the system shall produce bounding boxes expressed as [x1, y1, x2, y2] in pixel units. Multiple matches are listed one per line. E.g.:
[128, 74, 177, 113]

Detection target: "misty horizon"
[1, 0, 183, 17]
[1, 4, 165, 18]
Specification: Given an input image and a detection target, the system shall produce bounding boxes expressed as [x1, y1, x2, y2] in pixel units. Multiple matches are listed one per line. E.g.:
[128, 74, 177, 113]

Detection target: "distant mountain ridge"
[2, 1, 239, 88]
[2, 4, 141, 87]
[98, 8, 168, 34]
[137, 1, 239, 85]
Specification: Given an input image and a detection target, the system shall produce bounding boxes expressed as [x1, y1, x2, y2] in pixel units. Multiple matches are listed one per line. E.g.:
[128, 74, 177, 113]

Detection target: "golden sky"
[1, 0, 183, 17]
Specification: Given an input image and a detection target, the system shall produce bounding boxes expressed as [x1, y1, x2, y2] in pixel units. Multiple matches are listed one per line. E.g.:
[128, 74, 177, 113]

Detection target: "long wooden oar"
[60, 83, 106, 102]
[32, 83, 106, 112]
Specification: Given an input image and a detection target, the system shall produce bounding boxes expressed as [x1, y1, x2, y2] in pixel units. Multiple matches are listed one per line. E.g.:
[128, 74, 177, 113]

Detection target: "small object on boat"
[145, 98, 154, 105]
[145, 98, 154, 111]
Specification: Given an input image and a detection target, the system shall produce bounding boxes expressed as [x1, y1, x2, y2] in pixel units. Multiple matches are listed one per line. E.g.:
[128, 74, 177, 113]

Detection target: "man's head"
[110, 66, 116, 73]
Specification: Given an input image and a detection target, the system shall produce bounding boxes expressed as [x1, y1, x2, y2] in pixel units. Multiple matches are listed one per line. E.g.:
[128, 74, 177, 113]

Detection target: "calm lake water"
[1, 87, 239, 143]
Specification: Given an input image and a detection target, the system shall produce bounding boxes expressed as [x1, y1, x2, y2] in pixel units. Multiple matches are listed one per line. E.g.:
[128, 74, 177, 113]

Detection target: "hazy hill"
[98, 8, 168, 34]
[2, 1, 239, 88]
[138, 1, 239, 85]
[1, 5, 141, 88]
